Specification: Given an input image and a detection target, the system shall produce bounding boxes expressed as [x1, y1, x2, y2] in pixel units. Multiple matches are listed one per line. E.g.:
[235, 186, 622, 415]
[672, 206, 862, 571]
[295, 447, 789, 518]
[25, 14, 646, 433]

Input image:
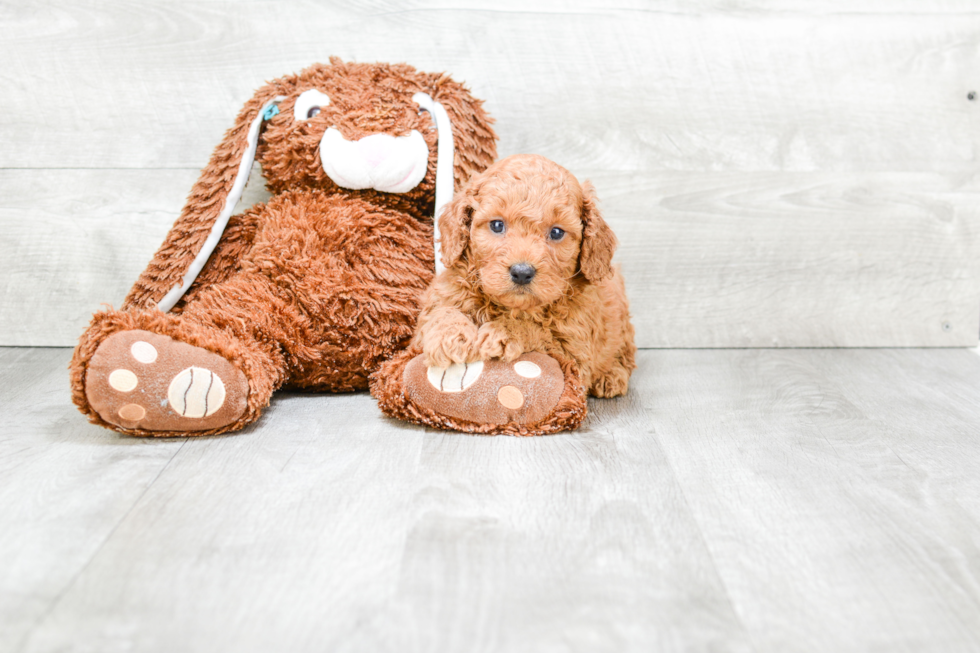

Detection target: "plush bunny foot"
[84, 330, 248, 434]
[371, 349, 588, 435]
[406, 352, 565, 425]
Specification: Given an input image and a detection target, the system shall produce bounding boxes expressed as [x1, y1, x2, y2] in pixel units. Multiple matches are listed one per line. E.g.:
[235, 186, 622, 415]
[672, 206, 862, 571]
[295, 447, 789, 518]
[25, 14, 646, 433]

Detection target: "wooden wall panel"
[1, 1, 976, 171]
[0, 168, 270, 347]
[4, 168, 976, 347]
[599, 171, 980, 347]
[1, 1, 978, 346]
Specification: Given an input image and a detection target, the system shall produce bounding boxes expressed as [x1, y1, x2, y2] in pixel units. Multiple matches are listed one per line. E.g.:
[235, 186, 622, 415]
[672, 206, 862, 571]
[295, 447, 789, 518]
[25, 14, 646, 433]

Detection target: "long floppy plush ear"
[429, 76, 498, 191]
[438, 188, 478, 269]
[122, 80, 288, 311]
[578, 181, 617, 283]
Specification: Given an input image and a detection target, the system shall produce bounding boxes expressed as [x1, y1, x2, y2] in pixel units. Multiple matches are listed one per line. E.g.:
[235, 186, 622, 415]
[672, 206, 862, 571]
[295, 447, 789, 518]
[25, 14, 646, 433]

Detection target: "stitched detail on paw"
[167, 367, 226, 418]
[426, 361, 483, 393]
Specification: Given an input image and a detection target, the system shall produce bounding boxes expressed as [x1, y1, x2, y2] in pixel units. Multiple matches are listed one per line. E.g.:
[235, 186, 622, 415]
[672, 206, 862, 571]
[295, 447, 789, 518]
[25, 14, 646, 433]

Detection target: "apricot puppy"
[414, 153, 636, 399]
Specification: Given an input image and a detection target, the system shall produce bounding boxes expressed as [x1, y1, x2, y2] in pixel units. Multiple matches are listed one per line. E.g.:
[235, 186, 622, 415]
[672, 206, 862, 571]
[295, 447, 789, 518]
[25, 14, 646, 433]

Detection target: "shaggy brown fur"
[370, 154, 636, 435]
[70, 58, 497, 436]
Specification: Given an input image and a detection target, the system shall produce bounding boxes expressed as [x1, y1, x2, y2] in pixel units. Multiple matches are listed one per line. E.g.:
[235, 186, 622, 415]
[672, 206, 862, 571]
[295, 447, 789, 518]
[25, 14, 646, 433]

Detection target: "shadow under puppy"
[371, 154, 636, 435]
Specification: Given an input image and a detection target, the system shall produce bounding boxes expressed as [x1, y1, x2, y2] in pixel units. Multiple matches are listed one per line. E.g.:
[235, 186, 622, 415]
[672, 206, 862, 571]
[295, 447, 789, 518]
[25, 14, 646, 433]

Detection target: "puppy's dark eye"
[307, 106, 321, 119]
[549, 227, 566, 241]
[489, 219, 505, 234]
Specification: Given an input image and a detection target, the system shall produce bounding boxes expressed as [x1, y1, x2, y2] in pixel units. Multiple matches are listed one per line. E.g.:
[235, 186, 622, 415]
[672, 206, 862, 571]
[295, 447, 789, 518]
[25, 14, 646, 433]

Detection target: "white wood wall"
[2, 0, 979, 347]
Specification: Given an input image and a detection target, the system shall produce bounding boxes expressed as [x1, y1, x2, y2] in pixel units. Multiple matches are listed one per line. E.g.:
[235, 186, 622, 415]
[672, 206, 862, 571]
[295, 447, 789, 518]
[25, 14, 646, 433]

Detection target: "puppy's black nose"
[509, 263, 536, 285]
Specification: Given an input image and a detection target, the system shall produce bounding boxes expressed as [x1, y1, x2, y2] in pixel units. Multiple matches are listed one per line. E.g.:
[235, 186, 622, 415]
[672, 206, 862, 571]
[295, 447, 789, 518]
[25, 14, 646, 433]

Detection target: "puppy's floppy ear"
[438, 187, 478, 268]
[578, 181, 617, 283]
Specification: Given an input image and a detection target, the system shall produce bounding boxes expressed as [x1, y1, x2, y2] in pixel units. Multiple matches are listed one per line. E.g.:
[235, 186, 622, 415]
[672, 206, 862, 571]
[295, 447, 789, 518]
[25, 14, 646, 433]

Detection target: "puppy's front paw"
[422, 319, 479, 368]
[477, 322, 524, 362]
[591, 366, 631, 398]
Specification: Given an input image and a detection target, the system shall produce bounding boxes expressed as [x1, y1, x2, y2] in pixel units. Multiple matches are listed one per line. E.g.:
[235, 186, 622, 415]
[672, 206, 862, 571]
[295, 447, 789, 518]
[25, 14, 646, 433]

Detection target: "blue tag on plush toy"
[262, 104, 280, 120]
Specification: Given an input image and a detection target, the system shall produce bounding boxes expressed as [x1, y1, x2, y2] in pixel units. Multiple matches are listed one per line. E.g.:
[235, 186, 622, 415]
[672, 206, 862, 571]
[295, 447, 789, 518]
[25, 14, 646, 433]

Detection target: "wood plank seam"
[14, 440, 189, 653]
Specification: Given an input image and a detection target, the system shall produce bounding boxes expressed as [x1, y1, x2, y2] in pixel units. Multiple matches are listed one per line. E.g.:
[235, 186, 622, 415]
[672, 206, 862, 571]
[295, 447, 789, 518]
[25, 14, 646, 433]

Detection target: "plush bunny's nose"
[319, 128, 429, 194]
[509, 263, 536, 285]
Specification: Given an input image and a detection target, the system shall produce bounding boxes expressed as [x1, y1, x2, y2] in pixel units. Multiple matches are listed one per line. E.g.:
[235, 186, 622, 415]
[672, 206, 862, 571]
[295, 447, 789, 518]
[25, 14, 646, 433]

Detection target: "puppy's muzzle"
[509, 263, 536, 286]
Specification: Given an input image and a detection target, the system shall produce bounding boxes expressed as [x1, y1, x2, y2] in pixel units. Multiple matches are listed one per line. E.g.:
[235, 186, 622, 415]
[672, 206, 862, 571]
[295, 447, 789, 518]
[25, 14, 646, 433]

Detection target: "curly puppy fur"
[415, 153, 636, 398]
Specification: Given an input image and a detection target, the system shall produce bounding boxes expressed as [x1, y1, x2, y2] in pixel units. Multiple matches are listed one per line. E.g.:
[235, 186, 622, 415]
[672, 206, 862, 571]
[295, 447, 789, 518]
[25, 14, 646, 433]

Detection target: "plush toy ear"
[123, 81, 288, 311]
[578, 181, 617, 283]
[429, 77, 498, 191]
[438, 188, 478, 269]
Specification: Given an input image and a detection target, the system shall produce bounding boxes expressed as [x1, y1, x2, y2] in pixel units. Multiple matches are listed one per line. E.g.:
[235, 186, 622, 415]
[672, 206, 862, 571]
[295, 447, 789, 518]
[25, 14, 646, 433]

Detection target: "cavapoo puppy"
[371, 153, 635, 435]
[415, 153, 636, 399]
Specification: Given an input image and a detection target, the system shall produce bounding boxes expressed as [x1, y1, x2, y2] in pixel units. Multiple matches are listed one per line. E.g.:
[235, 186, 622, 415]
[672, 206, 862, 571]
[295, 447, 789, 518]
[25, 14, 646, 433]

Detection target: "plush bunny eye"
[489, 219, 505, 234]
[294, 89, 331, 121]
[548, 226, 566, 241]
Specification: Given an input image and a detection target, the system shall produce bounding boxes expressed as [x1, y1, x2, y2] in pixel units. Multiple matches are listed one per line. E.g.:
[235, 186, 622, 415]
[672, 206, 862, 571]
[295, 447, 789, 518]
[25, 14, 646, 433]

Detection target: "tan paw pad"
[426, 361, 483, 393]
[118, 404, 146, 421]
[513, 361, 541, 378]
[497, 385, 524, 409]
[108, 369, 138, 392]
[167, 367, 226, 418]
[130, 341, 158, 364]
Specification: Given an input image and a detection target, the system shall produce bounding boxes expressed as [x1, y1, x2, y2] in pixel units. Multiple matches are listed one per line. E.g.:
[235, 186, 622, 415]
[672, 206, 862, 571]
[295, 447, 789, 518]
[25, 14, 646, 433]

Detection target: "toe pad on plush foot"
[85, 330, 248, 434]
[404, 352, 565, 427]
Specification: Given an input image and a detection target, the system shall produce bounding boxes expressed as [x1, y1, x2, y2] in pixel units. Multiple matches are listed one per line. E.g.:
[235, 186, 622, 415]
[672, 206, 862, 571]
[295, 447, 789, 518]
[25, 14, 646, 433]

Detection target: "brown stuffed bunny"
[70, 58, 497, 436]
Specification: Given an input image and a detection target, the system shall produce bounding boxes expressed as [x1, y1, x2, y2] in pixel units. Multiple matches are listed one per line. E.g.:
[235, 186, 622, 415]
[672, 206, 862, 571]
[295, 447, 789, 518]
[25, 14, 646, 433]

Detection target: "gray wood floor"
[3, 346, 980, 652]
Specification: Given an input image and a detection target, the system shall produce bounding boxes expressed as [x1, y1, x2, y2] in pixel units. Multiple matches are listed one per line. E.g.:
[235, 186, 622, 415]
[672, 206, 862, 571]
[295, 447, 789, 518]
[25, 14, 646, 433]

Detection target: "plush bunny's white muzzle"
[319, 128, 429, 194]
